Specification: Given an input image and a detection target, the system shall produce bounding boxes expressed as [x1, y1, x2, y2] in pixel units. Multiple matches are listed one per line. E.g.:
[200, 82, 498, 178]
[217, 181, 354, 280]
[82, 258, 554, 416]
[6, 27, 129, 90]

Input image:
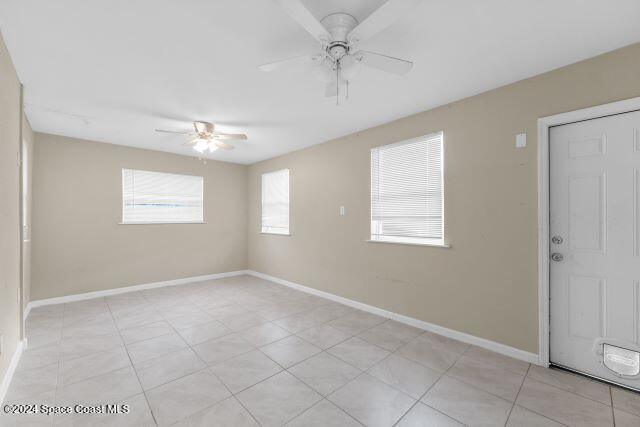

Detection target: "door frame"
[537, 96, 640, 366]
[18, 84, 25, 344]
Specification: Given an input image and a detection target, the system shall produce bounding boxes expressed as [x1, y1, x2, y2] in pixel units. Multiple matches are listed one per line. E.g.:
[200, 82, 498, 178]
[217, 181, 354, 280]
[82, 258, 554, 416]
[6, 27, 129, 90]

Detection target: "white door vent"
[603, 344, 640, 377]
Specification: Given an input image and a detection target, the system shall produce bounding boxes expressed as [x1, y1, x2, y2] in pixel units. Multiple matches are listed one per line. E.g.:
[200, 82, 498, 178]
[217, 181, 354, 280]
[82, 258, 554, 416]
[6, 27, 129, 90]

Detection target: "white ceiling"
[1, 0, 639, 164]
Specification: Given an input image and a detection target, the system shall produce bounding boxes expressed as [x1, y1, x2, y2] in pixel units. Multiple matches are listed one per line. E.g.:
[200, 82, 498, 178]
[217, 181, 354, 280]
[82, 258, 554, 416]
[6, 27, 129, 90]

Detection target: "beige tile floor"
[2, 275, 640, 426]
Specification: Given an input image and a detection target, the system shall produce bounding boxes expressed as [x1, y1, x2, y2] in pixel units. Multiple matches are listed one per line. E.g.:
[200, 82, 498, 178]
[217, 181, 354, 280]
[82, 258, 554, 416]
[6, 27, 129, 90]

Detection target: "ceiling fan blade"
[273, 0, 331, 44]
[347, 0, 420, 44]
[214, 133, 247, 141]
[215, 141, 234, 150]
[258, 54, 314, 72]
[356, 51, 413, 75]
[194, 121, 214, 134]
[156, 129, 195, 135]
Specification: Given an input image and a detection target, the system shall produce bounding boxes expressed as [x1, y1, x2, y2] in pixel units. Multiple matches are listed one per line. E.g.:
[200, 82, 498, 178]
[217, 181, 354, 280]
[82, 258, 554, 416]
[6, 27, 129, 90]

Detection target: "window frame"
[261, 168, 290, 236]
[368, 132, 448, 248]
[120, 168, 205, 225]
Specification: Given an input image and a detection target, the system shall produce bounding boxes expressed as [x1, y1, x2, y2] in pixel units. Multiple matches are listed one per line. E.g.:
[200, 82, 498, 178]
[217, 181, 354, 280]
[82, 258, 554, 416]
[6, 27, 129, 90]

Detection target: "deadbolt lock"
[551, 235, 563, 244]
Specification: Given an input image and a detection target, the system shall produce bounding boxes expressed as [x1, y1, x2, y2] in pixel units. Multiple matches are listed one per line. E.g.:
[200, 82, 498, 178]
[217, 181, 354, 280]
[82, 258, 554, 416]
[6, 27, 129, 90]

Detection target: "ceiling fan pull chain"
[336, 62, 340, 106]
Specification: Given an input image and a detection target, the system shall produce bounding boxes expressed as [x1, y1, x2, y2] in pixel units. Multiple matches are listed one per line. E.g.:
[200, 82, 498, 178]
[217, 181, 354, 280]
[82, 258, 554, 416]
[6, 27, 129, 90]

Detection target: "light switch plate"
[516, 133, 527, 148]
[339, 206, 345, 216]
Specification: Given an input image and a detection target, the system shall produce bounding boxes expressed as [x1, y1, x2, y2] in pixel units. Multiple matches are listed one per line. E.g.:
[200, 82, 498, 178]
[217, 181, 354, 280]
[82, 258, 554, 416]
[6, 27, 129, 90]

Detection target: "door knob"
[551, 253, 564, 262]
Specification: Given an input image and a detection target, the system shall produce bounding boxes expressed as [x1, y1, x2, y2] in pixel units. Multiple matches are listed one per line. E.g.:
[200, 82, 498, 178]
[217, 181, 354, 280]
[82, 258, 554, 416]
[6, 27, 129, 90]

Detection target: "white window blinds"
[122, 169, 203, 224]
[371, 132, 444, 245]
[261, 169, 290, 235]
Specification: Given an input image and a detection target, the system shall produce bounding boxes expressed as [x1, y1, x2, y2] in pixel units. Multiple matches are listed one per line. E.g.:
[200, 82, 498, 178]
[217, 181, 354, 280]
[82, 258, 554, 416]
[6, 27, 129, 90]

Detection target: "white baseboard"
[247, 270, 540, 365]
[0, 339, 25, 405]
[26, 270, 249, 315]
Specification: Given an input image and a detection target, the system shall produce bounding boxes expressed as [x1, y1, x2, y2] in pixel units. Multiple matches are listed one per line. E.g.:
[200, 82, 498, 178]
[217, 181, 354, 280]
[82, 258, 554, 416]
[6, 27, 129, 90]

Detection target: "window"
[370, 132, 444, 246]
[261, 169, 289, 235]
[122, 169, 203, 224]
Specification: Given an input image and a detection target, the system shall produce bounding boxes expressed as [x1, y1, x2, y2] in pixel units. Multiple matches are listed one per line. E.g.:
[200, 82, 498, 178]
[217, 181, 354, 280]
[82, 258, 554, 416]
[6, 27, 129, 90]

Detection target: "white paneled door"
[550, 110, 640, 390]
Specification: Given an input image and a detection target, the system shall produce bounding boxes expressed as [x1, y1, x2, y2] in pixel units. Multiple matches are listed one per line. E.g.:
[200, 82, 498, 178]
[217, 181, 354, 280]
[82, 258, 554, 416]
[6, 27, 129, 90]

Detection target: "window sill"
[260, 232, 291, 236]
[367, 239, 451, 249]
[119, 221, 206, 225]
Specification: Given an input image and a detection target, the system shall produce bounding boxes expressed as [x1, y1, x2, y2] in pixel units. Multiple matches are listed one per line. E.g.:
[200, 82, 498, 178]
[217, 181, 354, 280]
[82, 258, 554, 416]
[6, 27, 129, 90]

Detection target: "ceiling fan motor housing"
[194, 121, 214, 136]
[321, 13, 358, 60]
[328, 42, 348, 60]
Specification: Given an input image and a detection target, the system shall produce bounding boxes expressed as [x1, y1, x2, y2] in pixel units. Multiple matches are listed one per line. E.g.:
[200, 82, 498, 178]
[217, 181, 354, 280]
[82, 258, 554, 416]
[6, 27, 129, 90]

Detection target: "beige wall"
[0, 31, 22, 393]
[248, 43, 640, 354]
[31, 134, 248, 300]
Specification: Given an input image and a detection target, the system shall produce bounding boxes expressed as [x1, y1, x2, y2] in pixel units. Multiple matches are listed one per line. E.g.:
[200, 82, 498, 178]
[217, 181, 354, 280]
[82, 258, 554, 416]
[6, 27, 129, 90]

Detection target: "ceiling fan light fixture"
[340, 54, 362, 81]
[312, 57, 335, 83]
[156, 121, 246, 154]
[193, 139, 209, 153]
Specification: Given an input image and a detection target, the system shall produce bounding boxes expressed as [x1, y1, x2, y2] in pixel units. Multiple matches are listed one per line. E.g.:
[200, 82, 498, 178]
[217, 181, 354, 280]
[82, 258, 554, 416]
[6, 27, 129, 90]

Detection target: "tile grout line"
[250, 308, 391, 374]
[503, 362, 531, 426]
[286, 397, 366, 427]
[45, 300, 146, 425]
[392, 340, 469, 427]
[111, 291, 159, 426]
[316, 336, 423, 426]
[202, 359, 263, 427]
[133, 304, 385, 393]
[119, 318, 267, 403]
[50, 300, 67, 426]
[141, 287, 285, 425]
[440, 355, 576, 413]
[189, 310, 393, 424]
[461, 344, 531, 376]
[610, 386, 616, 426]
[513, 374, 593, 426]
[178, 292, 343, 425]
[33, 308, 122, 371]
[523, 374, 615, 407]
[48, 312, 164, 387]
[277, 342, 367, 425]
[363, 351, 434, 399]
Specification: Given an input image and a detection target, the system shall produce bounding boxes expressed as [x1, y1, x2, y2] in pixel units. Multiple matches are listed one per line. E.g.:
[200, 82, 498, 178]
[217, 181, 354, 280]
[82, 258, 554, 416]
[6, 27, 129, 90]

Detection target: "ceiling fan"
[156, 121, 247, 153]
[259, 0, 420, 99]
